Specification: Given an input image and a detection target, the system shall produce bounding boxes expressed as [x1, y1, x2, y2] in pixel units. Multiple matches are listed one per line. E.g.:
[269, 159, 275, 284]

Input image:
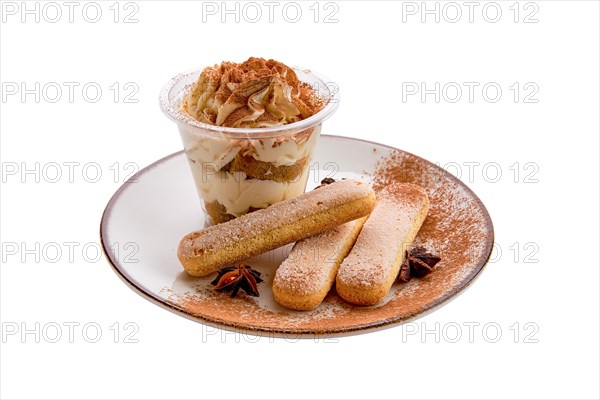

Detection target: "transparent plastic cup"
[159, 67, 339, 225]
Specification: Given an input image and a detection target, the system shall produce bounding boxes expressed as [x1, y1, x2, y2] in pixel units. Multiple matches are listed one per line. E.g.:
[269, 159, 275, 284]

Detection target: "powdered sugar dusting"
[181, 179, 373, 256]
[337, 183, 428, 288]
[274, 220, 360, 295]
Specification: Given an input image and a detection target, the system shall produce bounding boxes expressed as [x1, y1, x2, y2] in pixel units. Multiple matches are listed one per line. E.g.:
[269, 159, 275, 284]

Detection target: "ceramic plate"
[100, 135, 494, 336]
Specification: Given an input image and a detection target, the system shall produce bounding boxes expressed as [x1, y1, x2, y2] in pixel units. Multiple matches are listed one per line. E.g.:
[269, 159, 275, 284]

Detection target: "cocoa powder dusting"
[189, 57, 325, 126]
[217, 58, 323, 110]
[163, 149, 493, 335]
[372, 150, 491, 299]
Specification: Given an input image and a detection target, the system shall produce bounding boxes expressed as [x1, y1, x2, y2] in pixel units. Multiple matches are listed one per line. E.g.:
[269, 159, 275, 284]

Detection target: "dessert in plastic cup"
[160, 57, 339, 224]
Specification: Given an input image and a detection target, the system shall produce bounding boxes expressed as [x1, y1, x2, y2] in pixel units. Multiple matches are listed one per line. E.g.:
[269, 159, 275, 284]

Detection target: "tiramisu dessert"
[167, 57, 336, 224]
[162, 60, 444, 312]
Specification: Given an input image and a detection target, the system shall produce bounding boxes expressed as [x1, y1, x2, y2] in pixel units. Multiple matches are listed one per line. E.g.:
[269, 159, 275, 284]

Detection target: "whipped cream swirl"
[184, 58, 323, 128]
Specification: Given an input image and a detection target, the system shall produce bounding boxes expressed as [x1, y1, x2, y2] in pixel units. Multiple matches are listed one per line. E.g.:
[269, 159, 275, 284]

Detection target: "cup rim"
[159, 66, 339, 139]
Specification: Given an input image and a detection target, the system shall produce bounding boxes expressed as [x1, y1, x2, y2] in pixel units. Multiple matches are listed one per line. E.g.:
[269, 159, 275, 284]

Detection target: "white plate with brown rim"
[100, 135, 494, 337]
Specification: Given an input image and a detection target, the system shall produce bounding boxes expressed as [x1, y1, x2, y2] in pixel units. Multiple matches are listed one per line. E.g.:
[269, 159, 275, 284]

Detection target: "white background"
[1, 1, 599, 399]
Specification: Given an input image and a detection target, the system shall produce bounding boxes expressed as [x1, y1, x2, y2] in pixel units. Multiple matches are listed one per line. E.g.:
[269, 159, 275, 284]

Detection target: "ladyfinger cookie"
[336, 183, 430, 306]
[272, 217, 368, 310]
[178, 179, 376, 277]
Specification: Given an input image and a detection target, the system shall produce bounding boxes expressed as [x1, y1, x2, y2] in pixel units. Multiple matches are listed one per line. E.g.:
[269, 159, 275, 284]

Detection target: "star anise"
[210, 264, 264, 298]
[314, 177, 336, 189]
[398, 246, 441, 283]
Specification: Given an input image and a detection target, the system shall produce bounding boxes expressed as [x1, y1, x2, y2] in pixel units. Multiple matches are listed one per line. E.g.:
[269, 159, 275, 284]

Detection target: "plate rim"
[100, 134, 495, 337]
